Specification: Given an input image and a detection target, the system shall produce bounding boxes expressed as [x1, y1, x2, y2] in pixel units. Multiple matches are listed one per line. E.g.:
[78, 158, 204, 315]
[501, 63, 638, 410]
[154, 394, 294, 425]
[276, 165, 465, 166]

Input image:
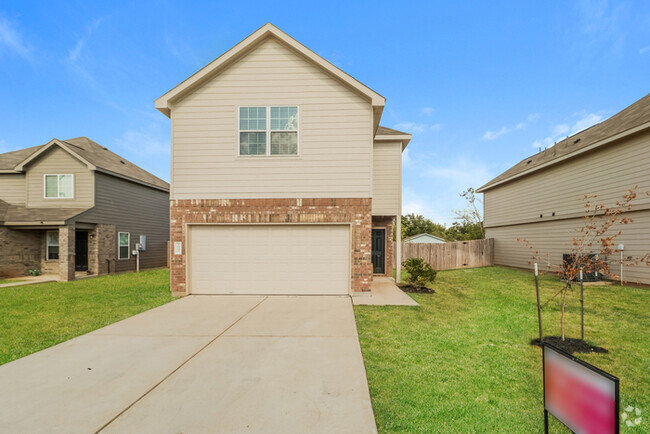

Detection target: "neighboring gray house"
[478, 93, 650, 284]
[404, 233, 446, 244]
[0, 137, 170, 281]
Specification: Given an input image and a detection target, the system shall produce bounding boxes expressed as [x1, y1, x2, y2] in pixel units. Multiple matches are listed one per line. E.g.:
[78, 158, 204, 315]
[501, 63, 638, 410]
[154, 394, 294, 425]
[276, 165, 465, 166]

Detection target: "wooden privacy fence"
[400, 238, 494, 270]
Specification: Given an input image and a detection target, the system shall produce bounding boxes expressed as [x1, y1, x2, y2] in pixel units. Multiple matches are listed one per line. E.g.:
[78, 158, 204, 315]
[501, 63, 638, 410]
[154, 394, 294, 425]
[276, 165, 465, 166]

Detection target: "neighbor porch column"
[396, 215, 401, 283]
[58, 224, 75, 281]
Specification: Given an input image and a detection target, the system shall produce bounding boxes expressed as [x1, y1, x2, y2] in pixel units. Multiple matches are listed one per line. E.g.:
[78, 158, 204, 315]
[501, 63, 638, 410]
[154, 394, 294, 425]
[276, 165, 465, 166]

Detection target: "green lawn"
[0, 269, 173, 365]
[355, 266, 649, 432]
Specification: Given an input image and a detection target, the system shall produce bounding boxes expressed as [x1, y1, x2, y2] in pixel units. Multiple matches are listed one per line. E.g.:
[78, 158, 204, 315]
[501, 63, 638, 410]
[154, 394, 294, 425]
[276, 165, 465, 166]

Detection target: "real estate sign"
[543, 343, 619, 433]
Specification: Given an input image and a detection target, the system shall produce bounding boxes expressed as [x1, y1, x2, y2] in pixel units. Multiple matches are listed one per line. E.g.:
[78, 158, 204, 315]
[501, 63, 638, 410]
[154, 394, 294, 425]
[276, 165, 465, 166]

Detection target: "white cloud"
[421, 107, 435, 116]
[576, 0, 629, 53]
[482, 126, 510, 141]
[0, 15, 33, 61]
[401, 148, 412, 168]
[482, 113, 539, 141]
[430, 123, 443, 131]
[0, 139, 12, 153]
[68, 18, 102, 63]
[531, 112, 603, 149]
[393, 122, 426, 134]
[640, 46, 650, 54]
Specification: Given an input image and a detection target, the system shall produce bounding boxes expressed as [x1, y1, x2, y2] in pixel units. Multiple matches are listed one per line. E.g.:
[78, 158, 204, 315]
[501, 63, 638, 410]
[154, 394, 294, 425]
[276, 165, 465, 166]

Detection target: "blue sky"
[1, 1, 649, 224]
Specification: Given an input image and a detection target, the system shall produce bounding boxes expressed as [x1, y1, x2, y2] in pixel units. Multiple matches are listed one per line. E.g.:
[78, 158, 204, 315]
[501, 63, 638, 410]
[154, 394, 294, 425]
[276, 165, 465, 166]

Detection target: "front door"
[371, 229, 385, 274]
[75, 231, 88, 272]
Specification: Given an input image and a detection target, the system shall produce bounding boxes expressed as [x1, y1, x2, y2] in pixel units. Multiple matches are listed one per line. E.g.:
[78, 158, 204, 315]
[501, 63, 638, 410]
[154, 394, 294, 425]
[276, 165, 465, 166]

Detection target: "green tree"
[450, 187, 484, 240]
[401, 214, 448, 240]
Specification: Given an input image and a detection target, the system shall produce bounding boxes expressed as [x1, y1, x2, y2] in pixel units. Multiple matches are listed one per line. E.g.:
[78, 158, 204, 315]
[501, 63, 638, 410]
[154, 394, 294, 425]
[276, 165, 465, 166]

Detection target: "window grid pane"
[270, 106, 298, 130]
[271, 132, 298, 155]
[239, 107, 266, 130]
[45, 176, 58, 197]
[119, 246, 129, 259]
[240, 132, 267, 155]
[58, 175, 73, 198]
[119, 233, 129, 246]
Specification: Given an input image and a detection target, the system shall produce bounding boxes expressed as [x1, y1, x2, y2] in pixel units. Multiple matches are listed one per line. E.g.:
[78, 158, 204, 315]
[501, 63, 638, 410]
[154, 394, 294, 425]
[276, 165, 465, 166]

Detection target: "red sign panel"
[543, 344, 619, 434]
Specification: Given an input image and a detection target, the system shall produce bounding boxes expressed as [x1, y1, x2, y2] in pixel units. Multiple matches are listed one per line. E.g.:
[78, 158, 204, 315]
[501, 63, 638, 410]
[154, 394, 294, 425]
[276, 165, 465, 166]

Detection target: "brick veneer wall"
[0, 227, 41, 277]
[170, 198, 372, 295]
[372, 216, 394, 277]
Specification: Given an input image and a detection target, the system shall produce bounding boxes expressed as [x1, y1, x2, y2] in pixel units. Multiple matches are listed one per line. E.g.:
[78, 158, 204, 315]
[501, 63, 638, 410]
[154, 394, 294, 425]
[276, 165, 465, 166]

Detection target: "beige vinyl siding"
[484, 130, 650, 228]
[25, 147, 94, 208]
[171, 37, 372, 200]
[372, 141, 401, 215]
[79, 172, 169, 272]
[0, 174, 26, 205]
[486, 209, 650, 284]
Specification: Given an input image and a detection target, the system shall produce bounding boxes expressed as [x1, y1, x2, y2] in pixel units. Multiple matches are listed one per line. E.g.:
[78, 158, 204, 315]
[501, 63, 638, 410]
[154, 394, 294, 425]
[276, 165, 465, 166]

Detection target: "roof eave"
[374, 133, 412, 150]
[476, 120, 650, 193]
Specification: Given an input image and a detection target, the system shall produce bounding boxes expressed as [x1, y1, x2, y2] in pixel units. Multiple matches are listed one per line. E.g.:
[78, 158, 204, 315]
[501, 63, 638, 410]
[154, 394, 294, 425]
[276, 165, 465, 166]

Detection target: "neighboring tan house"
[0, 137, 170, 281]
[404, 233, 446, 244]
[156, 23, 410, 296]
[477, 94, 650, 284]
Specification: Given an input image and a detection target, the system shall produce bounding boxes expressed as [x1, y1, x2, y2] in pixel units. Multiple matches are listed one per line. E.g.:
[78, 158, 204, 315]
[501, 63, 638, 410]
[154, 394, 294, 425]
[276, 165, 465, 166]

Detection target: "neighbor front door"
[371, 229, 385, 274]
[75, 231, 88, 272]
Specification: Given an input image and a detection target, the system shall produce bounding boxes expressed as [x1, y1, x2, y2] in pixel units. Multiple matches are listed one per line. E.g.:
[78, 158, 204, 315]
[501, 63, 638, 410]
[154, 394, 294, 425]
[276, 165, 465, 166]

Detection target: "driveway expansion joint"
[95, 296, 268, 433]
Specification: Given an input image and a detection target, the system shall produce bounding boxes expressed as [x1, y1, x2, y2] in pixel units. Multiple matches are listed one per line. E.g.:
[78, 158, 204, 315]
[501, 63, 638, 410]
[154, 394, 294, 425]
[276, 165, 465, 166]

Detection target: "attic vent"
[526, 160, 532, 164]
[120, 160, 126, 164]
[574, 138, 581, 144]
[103, 147, 108, 150]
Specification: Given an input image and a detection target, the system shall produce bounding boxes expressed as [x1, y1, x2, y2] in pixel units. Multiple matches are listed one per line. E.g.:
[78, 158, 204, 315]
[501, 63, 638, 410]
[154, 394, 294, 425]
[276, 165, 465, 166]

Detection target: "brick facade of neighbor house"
[0, 227, 41, 277]
[170, 198, 373, 295]
[372, 216, 395, 277]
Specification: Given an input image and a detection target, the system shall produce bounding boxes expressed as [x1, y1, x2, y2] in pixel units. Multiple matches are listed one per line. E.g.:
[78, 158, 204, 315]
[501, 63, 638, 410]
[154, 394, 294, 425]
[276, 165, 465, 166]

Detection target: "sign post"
[543, 343, 619, 433]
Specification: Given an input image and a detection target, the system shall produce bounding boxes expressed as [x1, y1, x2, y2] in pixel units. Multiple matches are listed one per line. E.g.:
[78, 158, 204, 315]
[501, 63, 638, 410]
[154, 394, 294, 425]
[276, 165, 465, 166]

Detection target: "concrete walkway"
[353, 276, 419, 306]
[0, 296, 376, 433]
[0, 274, 58, 288]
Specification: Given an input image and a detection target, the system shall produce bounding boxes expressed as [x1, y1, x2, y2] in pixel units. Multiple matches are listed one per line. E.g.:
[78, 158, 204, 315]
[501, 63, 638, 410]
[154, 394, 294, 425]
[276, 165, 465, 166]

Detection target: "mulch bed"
[397, 284, 435, 294]
[530, 336, 609, 355]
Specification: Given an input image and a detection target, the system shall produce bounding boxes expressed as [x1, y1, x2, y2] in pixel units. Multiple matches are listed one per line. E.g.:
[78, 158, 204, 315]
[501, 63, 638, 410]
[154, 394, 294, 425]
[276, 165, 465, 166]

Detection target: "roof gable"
[155, 23, 385, 117]
[404, 233, 446, 243]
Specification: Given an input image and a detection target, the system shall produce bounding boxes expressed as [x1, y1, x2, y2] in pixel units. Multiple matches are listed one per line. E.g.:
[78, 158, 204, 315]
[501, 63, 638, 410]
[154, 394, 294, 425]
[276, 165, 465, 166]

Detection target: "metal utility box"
[138, 235, 146, 251]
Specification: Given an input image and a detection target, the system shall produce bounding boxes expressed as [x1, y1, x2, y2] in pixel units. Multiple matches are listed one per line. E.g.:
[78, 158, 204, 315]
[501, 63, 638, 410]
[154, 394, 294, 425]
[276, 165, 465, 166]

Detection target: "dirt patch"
[397, 284, 435, 294]
[530, 336, 609, 355]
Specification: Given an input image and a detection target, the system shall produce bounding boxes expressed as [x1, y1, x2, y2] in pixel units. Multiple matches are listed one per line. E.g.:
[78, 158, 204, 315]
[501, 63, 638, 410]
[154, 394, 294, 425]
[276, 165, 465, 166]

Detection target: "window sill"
[236, 155, 301, 160]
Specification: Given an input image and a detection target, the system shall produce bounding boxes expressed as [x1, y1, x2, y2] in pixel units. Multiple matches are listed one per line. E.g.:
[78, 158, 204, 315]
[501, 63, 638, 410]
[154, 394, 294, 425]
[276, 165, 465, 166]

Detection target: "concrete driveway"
[0, 296, 376, 433]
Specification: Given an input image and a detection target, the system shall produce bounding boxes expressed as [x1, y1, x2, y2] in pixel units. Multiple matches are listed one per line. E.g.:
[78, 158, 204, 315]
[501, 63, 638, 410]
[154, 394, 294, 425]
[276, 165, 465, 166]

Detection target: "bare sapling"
[518, 186, 650, 341]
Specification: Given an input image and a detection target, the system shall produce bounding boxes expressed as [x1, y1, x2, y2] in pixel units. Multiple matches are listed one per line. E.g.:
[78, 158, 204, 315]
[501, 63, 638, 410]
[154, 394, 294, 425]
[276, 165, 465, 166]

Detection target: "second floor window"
[239, 106, 298, 156]
[44, 174, 74, 199]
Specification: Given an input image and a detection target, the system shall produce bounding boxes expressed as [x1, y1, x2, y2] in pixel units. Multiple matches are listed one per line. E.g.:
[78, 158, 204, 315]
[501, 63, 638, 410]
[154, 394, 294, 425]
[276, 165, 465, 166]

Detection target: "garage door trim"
[185, 222, 353, 295]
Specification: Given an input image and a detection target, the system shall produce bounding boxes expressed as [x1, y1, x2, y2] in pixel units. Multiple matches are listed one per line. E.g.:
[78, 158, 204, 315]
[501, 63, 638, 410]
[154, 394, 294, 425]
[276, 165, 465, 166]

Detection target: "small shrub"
[28, 269, 41, 276]
[403, 258, 437, 288]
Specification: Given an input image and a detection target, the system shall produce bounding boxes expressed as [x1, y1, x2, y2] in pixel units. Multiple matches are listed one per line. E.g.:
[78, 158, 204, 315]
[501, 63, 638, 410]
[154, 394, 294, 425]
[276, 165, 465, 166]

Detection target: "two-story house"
[0, 137, 170, 281]
[478, 94, 650, 284]
[157, 24, 410, 296]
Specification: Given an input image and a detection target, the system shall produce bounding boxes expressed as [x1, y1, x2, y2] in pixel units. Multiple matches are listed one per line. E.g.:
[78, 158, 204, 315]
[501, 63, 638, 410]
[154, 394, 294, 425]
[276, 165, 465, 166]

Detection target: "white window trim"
[118, 232, 130, 260]
[46, 230, 59, 261]
[43, 174, 75, 199]
[237, 106, 300, 157]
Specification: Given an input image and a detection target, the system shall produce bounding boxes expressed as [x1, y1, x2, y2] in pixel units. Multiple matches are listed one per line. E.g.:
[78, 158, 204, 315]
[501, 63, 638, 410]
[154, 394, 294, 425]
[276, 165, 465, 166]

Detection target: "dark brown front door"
[75, 231, 88, 272]
[371, 229, 385, 274]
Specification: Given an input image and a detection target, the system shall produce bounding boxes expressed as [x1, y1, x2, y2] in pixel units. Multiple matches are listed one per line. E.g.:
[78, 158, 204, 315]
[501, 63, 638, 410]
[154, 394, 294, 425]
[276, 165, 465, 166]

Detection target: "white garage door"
[188, 224, 350, 295]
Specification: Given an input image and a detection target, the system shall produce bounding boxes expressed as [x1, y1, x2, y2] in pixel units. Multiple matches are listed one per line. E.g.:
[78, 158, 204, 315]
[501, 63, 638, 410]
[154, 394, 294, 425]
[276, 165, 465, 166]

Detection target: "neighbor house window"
[46, 231, 59, 260]
[44, 174, 74, 198]
[239, 106, 298, 156]
[118, 232, 130, 260]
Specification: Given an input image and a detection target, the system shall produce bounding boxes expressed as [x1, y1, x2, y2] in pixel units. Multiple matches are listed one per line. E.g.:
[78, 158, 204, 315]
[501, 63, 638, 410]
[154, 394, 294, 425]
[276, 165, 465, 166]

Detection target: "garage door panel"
[189, 225, 350, 295]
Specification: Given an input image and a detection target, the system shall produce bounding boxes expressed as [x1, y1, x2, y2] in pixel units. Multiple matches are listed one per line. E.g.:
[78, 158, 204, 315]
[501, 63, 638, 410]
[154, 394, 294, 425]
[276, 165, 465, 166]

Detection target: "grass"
[0, 269, 173, 365]
[355, 266, 649, 432]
